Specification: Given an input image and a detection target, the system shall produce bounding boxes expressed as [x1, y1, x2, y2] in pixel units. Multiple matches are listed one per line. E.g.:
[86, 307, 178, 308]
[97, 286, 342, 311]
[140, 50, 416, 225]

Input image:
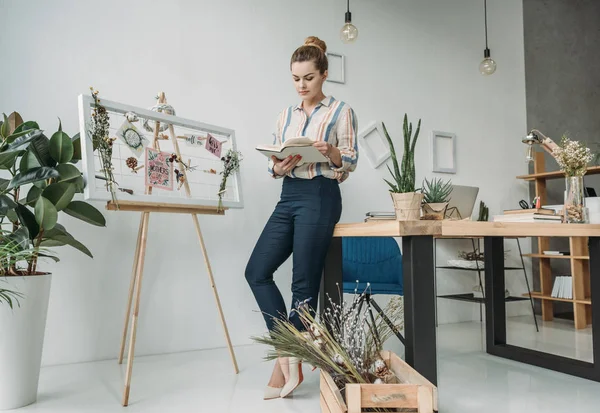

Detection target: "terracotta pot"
[390, 192, 424, 221]
[421, 202, 449, 220]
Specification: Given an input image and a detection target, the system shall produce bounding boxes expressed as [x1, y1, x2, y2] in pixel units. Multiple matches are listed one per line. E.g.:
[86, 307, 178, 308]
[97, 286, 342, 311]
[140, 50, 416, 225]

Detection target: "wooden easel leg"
[119, 213, 145, 365]
[191, 213, 239, 374]
[122, 212, 151, 406]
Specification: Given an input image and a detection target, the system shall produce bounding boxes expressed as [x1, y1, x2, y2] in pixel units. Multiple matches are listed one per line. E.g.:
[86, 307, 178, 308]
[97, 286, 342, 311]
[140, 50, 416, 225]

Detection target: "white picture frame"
[358, 121, 391, 168]
[326, 52, 345, 84]
[431, 130, 456, 174]
[77, 94, 244, 209]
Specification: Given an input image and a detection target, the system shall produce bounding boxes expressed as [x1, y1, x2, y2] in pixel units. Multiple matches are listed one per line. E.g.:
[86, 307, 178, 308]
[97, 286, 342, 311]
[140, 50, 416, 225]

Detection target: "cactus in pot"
[421, 177, 453, 220]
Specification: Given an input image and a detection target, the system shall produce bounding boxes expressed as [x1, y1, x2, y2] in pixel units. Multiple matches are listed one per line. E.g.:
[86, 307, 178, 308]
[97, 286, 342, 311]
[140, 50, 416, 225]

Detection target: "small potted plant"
[420, 177, 453, 220]
[0, 111, 106, 410]
[382, 114, 423, 221]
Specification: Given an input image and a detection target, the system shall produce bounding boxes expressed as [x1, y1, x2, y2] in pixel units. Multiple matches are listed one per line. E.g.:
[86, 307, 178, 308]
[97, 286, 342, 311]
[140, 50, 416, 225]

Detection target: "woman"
[245, 36, 358, 399]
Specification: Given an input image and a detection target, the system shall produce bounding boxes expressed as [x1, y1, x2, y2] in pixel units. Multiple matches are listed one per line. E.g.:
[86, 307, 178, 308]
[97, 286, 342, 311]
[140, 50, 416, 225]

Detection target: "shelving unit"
[438, 293, 529, 304]
[434, 237, 538, 330]
[516, 151, 593, 329]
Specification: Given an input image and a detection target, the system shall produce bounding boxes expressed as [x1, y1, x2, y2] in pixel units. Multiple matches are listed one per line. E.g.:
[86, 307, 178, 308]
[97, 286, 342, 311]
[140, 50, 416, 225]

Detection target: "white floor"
[9, 316, 599, 412]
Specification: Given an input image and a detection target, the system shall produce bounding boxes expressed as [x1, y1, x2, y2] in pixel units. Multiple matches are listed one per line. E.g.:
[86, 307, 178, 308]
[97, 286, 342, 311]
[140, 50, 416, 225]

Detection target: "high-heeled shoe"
[279, 357, 303, 398]
[263, 360, 285, 400]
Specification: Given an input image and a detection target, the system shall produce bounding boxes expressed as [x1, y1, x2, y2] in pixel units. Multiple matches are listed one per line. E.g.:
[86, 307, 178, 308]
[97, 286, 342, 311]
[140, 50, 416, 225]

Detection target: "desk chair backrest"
[341, 237, 403, 296]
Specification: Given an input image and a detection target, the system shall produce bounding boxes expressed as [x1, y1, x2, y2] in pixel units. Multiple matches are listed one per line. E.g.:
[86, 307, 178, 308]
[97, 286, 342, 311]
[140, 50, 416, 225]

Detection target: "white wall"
[0, 0, 531, 367]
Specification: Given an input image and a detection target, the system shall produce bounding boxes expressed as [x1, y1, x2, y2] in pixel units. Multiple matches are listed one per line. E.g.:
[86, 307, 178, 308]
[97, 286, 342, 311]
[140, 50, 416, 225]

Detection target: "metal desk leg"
[484, 236, 507, 350]
[485, 236, 600, 382]
[320, 237, 343, 332]
[403, 235, 438, 386]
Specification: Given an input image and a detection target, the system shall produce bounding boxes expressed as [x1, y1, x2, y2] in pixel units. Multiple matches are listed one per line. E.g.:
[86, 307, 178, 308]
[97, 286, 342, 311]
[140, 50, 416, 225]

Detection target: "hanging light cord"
[484, 0, 489, 49]
[347, 0, 350, 13]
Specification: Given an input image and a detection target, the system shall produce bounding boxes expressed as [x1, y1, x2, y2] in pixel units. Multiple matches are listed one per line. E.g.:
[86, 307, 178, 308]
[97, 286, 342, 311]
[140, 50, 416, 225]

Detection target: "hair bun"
[303, 36, 327, 53]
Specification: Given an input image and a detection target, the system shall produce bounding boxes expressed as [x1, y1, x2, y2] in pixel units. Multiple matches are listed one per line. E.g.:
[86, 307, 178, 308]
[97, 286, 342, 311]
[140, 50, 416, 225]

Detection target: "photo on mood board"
[205, 133, 223, 158]
[145, 147, 173, 191]
[116, 119, 150, 156]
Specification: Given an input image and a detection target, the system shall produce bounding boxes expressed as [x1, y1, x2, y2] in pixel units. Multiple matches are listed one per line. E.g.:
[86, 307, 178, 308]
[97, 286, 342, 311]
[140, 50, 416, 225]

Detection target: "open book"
[255, 137, 329, 165]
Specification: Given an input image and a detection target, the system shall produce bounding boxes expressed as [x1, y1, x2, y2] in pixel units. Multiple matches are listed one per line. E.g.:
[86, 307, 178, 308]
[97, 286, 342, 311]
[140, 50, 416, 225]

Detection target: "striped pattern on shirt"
[267, 96, 358, 183]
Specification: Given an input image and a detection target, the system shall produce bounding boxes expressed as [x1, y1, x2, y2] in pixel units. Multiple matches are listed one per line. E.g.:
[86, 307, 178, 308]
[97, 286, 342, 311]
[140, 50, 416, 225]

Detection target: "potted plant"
[0, 111, 106, 410]
[382, 114, 423, 220]
[420, 177, 453, 220]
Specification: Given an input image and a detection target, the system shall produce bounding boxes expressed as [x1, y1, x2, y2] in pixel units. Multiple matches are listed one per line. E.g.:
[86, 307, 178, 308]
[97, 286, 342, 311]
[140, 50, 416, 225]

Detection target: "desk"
[320, 220, 600, 387]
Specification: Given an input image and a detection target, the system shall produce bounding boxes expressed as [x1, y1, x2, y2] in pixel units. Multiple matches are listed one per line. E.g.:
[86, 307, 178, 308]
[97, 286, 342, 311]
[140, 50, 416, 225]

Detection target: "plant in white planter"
[420, 177, 453, 220]
[0, 112, 106, 410]
[382, 114, 423, 221]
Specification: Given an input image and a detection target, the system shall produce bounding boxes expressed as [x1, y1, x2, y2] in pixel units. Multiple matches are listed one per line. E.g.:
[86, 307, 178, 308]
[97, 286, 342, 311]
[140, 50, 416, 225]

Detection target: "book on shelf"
[255, 136, 328, 165]
[551, 275, 572, 299]
[543, 250, 570, 256]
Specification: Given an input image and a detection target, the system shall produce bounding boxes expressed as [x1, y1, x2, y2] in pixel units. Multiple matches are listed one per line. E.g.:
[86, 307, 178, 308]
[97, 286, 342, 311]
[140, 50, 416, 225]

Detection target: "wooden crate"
[320, 351, 438, 413]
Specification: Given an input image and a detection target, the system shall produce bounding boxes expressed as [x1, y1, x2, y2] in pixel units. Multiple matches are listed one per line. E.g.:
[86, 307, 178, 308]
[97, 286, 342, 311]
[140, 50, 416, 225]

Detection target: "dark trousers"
[245, 176, 342, 332]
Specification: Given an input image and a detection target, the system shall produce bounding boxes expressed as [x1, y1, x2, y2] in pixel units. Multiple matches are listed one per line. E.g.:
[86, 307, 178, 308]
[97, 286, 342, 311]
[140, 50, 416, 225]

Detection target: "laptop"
[446, 185, 479, 220]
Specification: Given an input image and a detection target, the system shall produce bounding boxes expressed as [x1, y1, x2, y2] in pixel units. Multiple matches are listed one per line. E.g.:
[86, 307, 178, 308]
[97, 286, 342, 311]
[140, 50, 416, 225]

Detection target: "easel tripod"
[113, 92, 238, 406]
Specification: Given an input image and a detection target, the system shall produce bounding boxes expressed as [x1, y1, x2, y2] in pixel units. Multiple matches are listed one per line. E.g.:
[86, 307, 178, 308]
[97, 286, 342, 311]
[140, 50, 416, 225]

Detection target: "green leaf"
[72, 176, 84, 193]
[56, 163, 81, 182]
[384, 178, 399, 192]
[0, 194, 17, 210]
[26, 185, 43, 206]
[28, 133, 55, 167]
[63, 200, 106, 227]
[6, 226, 30, 250]
[49, 131, 74, 164]
[42, 182, 76, 211]
[0, 114, 9, 139]
[43, 223, 69, 239]
[16, 204, 39, 240]
[0, 178, 10, 192]
[70, 132, 82, 163]
[4, 129, 43, 151]
[20, 149, 41, 172]
[13, 121, 39, 135]
[34, 196, 58, 230]
[6, 208, 19, 224]
[37, 251, 60, 263]
[0, 151, 19, 170]
[7, 166, 60, 190]
[7, 112, 24, 135]
[41, 232, 93, 258]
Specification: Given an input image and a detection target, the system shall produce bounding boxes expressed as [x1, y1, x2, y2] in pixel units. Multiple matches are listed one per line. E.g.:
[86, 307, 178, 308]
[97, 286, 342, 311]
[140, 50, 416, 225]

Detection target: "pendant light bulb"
[340, 1, 358, 43]
[479, 0, 496, 75]
[479, 48, 497, 75]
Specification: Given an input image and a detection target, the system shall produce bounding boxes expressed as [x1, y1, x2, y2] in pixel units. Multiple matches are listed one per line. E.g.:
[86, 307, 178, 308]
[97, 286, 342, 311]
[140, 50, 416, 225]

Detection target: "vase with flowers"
[552, 135, 594, 223]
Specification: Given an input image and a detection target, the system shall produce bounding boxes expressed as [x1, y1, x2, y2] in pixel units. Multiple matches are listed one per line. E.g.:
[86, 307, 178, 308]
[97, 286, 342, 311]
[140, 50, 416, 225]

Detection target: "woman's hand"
[313, 141, 332, 157]
[272, 155, 302, 176]
[313, 141, 342, 168]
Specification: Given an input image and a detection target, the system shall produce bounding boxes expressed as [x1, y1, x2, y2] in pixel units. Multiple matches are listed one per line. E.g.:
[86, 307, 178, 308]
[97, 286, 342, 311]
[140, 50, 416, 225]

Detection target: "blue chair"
[341, 236, 405, 344]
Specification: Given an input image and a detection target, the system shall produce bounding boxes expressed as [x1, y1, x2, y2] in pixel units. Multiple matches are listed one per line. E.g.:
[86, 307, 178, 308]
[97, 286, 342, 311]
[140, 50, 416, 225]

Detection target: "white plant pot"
[391, 192, 424, 221]
[0, 273, 52, 411]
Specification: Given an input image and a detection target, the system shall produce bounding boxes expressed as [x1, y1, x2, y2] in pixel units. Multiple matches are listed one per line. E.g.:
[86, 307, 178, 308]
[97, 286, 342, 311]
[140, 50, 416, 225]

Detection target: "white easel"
[114, 92, 238, 406]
